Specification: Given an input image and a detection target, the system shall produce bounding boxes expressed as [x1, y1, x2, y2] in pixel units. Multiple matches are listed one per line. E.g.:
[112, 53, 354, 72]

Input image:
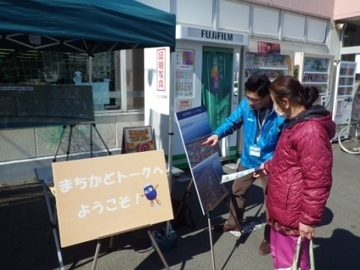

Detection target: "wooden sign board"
[52, 150, 172, 247]
[122, 126, 155, 153]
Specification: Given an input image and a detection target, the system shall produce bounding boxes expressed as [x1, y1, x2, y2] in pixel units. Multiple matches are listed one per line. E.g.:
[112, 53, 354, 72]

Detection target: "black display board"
[0, 85, 94, 129]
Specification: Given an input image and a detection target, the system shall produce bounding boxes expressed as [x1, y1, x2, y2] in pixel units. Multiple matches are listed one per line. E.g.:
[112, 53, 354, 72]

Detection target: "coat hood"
[286, 105, 336, 139]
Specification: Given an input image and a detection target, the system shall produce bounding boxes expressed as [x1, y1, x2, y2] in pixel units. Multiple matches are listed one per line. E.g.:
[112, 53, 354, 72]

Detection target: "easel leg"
[53, 125, 74, 162]
[92, 240, 101, 270]
[42, 182, 64, 270]
[91, 236, 115, 270]
[53, 125, 67, 162]
[174, 179, 193, 220]
[91, 123, 112, 156]
[90, 123, 93, 157]
[53, 124, 111, 161]
[108, 236, 114, 250]
[147, 230, 170, 270]
[66, 125, 74, 161]
[207, 212, 216, 270]
[52, 227, 65, 270]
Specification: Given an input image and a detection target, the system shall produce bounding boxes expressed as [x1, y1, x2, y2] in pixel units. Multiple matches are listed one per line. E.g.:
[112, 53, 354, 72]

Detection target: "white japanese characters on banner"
[52, 150, 172, 248]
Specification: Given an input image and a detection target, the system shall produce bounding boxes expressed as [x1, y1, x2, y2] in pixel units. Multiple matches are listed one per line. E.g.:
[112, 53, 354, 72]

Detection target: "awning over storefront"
[0, 0, 176, 54]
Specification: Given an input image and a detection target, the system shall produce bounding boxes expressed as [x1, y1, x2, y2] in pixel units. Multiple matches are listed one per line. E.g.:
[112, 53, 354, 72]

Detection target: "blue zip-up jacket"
[213, 98, 285, 169]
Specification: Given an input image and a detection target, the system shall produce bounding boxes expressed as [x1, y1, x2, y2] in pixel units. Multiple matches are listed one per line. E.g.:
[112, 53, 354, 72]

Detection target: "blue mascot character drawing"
[142, 183, 162, 207]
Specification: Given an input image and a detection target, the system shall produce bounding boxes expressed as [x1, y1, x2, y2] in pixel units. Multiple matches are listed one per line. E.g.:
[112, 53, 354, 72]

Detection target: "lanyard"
[255, 109, 269, 143]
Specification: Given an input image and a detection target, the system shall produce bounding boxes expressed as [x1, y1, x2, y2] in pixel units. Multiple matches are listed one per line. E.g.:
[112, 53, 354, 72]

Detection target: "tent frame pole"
[165, 51, 175, 236]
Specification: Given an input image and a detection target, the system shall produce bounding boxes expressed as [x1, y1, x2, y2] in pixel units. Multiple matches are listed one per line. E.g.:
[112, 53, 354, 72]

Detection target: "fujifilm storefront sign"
[176, 25, 249, 46]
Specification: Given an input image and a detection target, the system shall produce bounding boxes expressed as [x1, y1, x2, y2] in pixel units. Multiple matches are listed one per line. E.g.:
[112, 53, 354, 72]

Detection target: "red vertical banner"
[157, 48, 166, 91]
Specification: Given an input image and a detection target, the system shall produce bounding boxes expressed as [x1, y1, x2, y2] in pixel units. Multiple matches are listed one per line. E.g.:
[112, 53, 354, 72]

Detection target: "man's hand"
[299, 222, 315, 240]
[202, 134, 219, 147]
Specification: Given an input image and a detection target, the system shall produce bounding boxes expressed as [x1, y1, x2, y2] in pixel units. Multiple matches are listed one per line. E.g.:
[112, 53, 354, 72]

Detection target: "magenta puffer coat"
[264, 105, 336, 232]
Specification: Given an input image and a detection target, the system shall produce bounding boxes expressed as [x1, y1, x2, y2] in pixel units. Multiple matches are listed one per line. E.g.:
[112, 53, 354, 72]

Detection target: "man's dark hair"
[244, 74, 271, 98]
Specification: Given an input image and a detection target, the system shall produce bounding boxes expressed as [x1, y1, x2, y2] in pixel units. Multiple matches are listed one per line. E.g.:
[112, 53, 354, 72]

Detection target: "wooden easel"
[90, 227, 170, 270]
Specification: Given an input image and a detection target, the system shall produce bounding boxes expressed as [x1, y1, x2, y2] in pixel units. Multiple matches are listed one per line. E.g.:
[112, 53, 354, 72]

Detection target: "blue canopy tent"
[0, 0, 176, 168]
[0, 0, 177, 188]
[0, 1, 176, 268]
[0, 0, 175, 53]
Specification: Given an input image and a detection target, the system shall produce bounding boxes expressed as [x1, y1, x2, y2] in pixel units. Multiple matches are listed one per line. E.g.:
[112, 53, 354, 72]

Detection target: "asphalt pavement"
[0, 142, 359, 270]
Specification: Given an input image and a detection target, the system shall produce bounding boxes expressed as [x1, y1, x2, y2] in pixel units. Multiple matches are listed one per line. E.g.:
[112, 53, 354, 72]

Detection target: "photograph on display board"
[122, 125, 155, 154]
[176, 106, 228, 215]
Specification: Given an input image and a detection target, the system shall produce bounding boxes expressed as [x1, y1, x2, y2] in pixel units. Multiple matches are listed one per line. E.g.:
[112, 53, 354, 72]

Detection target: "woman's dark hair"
[244, 74, 271, 98]
[269, 76, 319, 109]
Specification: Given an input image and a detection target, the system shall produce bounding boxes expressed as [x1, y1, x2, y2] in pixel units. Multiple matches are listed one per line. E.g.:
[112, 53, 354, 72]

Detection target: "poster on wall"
[122, 126, 155, 154]
[201, 48, 233, 131]
[176, 106, 228, 215]
[176, 99, 192, 111]
[257, 41, 280, 55]
[52, 150, 172, 247]
[175, 49, 194, 98]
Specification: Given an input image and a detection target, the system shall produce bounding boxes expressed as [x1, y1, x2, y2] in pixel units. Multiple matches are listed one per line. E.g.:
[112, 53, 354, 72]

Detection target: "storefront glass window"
[0, 48, 144, 112]
[343, 24, 360, 47]
[125, 49, 144, 110]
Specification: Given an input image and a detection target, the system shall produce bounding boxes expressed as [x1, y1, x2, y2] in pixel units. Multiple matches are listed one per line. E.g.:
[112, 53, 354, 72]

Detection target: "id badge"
[249, 145, 261, 157]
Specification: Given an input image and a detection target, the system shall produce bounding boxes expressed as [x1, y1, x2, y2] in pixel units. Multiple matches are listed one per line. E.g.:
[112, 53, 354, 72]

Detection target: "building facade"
[143, 0, 343, 168]
[1, 0, 360, 182]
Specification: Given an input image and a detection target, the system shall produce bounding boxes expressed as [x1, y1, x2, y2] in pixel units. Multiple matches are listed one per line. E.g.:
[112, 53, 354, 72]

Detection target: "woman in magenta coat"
[256, 76, 336, 269]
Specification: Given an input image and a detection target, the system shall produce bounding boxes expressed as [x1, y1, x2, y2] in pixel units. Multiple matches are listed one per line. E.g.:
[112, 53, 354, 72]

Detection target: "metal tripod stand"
[53, 123, 111, 162]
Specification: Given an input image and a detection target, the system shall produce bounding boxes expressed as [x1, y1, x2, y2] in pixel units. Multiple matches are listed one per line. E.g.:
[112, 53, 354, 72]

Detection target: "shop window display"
[0, 48, 143, 112]
[343, 24, 360, 47]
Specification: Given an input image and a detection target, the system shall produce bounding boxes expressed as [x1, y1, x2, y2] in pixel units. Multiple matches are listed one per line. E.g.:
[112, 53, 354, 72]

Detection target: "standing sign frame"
[176, 106, 229, 270]
[36, 150, 173, 270]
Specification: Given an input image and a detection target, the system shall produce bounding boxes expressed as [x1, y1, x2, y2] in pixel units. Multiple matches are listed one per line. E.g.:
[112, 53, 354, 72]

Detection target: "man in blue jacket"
[203, 74, 284, 255]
